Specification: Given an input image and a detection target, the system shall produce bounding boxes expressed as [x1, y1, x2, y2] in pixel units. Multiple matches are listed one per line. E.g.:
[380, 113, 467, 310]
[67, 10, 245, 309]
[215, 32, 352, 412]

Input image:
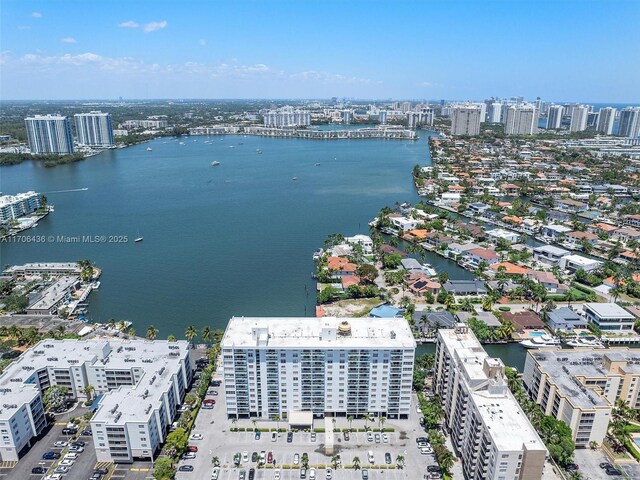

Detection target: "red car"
[187, 445, 198, 453]
[203, 399, 216, 405]
[267, 451, 273, 464]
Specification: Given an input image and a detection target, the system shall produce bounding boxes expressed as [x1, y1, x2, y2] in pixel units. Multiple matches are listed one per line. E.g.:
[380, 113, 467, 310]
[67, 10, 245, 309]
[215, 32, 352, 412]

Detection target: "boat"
[228, 145, 235, 149]
[146, 147, 152, 151]
[312, 248, 324, 261]
[520, 335, 561, 349]
[421, 263, 438, 277]
[315, 163, 321, 166]
[211, 161, 220, 166]
[292, 177, 298, 181]
[91, 281, 101, 290]
[566, 336, 605, 349]
[134, 237, 144, 243]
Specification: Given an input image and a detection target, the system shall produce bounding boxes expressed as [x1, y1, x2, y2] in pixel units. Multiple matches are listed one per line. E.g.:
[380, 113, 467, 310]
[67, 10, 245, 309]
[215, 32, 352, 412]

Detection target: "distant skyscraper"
[379, 110, 388, 125]
[450, 106, 482, 136]
[401, 101, 412, 113]
[546, 105, 564, 130]
[487, 102, 502, 123]
[618, 107, 640, 138]
[569, 105, 589, 132]
[263, 106, 311, 128]
[74, 111, 114, 147]
[342, 110, 351, 125]
[25, 115, 74, 154]
[595, 107, 615, 135]
[504, 104, 538, 135]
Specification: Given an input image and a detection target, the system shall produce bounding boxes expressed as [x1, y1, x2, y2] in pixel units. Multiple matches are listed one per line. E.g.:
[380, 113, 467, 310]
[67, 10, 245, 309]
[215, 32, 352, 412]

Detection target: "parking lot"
[176, 372, 440, 480]
[573, 448, 640, 480]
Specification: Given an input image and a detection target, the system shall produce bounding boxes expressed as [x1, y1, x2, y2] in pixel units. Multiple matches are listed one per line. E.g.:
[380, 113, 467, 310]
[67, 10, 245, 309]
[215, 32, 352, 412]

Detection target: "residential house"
[587, 223, 618, 236]
[423, 232, 455, 249]
[455, 311, 502, 328]
[621, 215, 640, 228]
[463, 248, 499, 268]
[405, 273, 440, 296]
[489, 262, 529, 276]
[583, 303, 636, 331]
[369, 304, 404, 318]
[559, 254, 603, 273]
[413, 311, 456, 335]
[500, 183, 520, 196]
[486, 228, 521, 244]
[612, 228, 640, 244]
[501, 311, 546, 331]
[388, 214, 419, 232]
[468, 202, 490, 215]
[541, 224, 572, 240]
[546, 307, 587, 332]
[442, 280, 488, 296]
[533, 245, 570, 266]
[345, 234, 373, 254]
[556, 199, 589, 214]
[327, 257, 358, 276]
[565, 231, 599, 248]
[527, 270, 569, 294]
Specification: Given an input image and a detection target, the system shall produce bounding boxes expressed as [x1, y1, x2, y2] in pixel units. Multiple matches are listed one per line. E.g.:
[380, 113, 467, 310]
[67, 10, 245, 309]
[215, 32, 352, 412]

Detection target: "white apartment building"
[263, 106, 311, 128]
[569, 105, 589, 132]
[505, 104, 539, 135]
[24, 115, 74, 154]
[0, 191, 41, 224]
[0, 339, 193, 462]
[434, 325, 546, 480]
[618, 107, 640, 138]
[3, 262, 81, 278]
[121, 119, 168, 130]
[546, 105, 564, 130]
[451, 106, 482, 136]
[583, 303, 636, 332]
[221, 317, 415, 420]
[596, 107, 616, 135]
[523, 349, 640, 446]
[74, 112, 114, 147]
[487, 102, 502, 123]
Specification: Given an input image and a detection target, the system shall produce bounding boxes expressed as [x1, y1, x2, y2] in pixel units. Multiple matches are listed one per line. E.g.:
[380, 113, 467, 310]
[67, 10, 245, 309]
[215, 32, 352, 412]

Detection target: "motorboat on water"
[566, 336, 605, 348]
[312, 248, 324, 261]
[146, 147, 152, 151]
[421, 263, 438, 277]
[211, 161, 220, 166]
[520, 335, 562, 349]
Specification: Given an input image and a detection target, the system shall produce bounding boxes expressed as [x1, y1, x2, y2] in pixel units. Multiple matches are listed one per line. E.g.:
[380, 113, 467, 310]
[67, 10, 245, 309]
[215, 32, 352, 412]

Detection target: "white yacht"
[566, 336, 605, 349]
[211, 161, 220, 166]
[421, 263, 438, 277]
[520, 335, 562, 349]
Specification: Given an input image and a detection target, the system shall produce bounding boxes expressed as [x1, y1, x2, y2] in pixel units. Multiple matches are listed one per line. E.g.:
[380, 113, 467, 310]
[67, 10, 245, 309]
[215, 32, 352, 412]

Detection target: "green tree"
[165, 427, 188, 458]
[201, 326, 212, 345]
[167, 334, 177, 342]
[185, 325, 197, 346]
[43, 385, 68, 412]
[352, 455, 360, 470]
[152, 457, 174, 480]
[146, 325, 159, 340]
[356, 264, 378, 284]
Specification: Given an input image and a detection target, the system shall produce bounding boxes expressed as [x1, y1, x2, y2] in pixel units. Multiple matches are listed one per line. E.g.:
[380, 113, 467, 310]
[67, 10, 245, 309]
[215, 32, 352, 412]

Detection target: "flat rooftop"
[27, 276, 79, 311]
[221, 317, 416, 349]
[584, 303, 635, 319]
[529, 349, 640, 408]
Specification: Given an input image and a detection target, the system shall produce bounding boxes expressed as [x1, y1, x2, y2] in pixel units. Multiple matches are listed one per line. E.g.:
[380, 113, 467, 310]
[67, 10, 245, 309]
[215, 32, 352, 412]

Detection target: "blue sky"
[1, 0, 639, 101]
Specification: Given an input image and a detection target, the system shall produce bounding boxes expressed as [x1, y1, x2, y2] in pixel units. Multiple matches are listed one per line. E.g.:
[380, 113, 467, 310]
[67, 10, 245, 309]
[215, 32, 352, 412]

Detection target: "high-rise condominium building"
[0, 339, 193, 462]
[487, 102, 502, 123]
[74, 111, 114, 147]
[504, 104, 539, 135]
[434, 325, 546, 480]
[546, 105, 564, 130]
[618, 107, 640, 138]
[221, 317, 415, 420]
[263, 106, 311, 128]
[450, 106, 482, 136]
[25, 115, 74, 154]
[596, 107, 616, 135]
[523, 348, 640, 446]
[569, 105, 590, 132]
[407, 109, 434, 128]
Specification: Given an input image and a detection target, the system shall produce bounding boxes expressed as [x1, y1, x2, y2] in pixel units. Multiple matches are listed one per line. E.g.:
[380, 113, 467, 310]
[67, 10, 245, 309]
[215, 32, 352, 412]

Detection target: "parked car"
[259, 451, 266, 464]
[251, 452, 258, 462]
[242, 451, 249, 463]
[368, 450, 374, 464]
[64, 452, 79, 460]
[287, 432, 293, 443]
[367, 432, 373, 442]
[62, 428, 77, 435]
[59, 459, 75, 467]
[190, 433, 203, 440]
[53, 441, 68, 448]
[374, 433, 380, 443]
[600, 462, 614, 469]
[310, 432, 316, 442]
[32, 467, 47, 474]
[239, 470, 246, 480]
[325, 468, 332, 479]
[382, 433, 388, 443]
[273, 469, 281, 480]
[420, 446, 433, 455]
[565, 463, 579, 472]
[300, 467, 307, 478]
[267, 451, 273, 464]
[211, 467, 220, 479]
[42, 451, 60, 460]
[385, 452, 391, 464]
[361, 469, 369, 479]
[178, 465, 194, 472]
[255, 431, 261, 440]
[182, 452, 196, 460]
[605, 467, 622, 476]
[69, 445, 84, 453]
[187, 445, 198, 452]
[343, 431, 350, 441]
[81, 429, 92, 436]
[309, 468, 316, 480]
[293, 453, 300, 465]
[71, 440, 85, 447]
[271, 431, 277, 442]
[54, 466, 70, 474]
[248, 468, 255, 480]
[427, 465, 442, 473]
[94, 468, 109, 475]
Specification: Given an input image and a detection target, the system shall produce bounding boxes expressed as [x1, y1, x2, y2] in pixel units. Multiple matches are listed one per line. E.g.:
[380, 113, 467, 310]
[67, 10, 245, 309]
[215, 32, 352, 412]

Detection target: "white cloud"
[31, 12, 42, 18]
[198, 39, 206, 46]
[0, 51, 12, 65]
[290, 70, 372, 84]
[118, 20, 139, 28]
[143, 21, 168, 33]
[61, 37, 77, 44]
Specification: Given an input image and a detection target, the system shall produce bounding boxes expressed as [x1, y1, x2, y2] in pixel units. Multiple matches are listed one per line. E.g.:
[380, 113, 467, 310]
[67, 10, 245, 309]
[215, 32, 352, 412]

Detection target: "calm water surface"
[2, 131, 470, 336]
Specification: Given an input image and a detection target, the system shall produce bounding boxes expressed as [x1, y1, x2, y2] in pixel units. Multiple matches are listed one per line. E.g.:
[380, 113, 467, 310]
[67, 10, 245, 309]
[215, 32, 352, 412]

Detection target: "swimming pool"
[634, 438, 640, 447]
[529, 331, 546, 337]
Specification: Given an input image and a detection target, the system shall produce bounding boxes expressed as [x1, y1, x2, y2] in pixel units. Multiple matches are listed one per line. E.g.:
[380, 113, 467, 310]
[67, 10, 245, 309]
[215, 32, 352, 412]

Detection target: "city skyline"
[1, 0, 639, 101]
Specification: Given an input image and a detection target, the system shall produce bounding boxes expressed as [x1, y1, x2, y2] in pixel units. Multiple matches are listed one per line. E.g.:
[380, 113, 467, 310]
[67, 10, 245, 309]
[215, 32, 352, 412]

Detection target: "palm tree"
[126, 326, 136, 337]
[378, 416, 386, 432]
[118, 320, 126, 331]
[347, 415, 354, 432]
[437, 448, 455, 474]
[251, 419, 258, 431]
[201, 326, 212, 345]
[273, 414, 280, 432]
[482, 297, 494, 312]
[146, 325, 158, 340]
[395, 454, 405, 469]
[83, 384, 95, 401]
[167, 334, 177, 342]
[185, 325, 197, 347]
[231, 418, 238, 429]
[362, 412, 372, 430]
[352, 455, 360, 470]
[211, 456, 220, 467]
[108, 318, 116, 330]
[331, 455, 339, 469]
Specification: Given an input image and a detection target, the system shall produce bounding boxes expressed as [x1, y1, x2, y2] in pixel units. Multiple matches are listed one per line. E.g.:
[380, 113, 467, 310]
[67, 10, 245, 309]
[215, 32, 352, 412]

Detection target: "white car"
[271, 431, 277, 442]
[367, 432, 373, 442]
[64, 452, 79, 460]
[293, 453, 300, 465]
[273, 469, 281, 480]
[190, 433, 203, 440]
[242, 451, 249, 463]
[416, 405, 421, 414]
[53, 441, 68, 448]
[211, 467, 220, 480]
[59, 459, 74, 467]
[325, 468, 332, 479]
[420, 446, 433, 455]
[382, 433, 389, 443]
[182, 452, 196, 459]
[309, 468, 316, 480]
[69, 446, 84, 453]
